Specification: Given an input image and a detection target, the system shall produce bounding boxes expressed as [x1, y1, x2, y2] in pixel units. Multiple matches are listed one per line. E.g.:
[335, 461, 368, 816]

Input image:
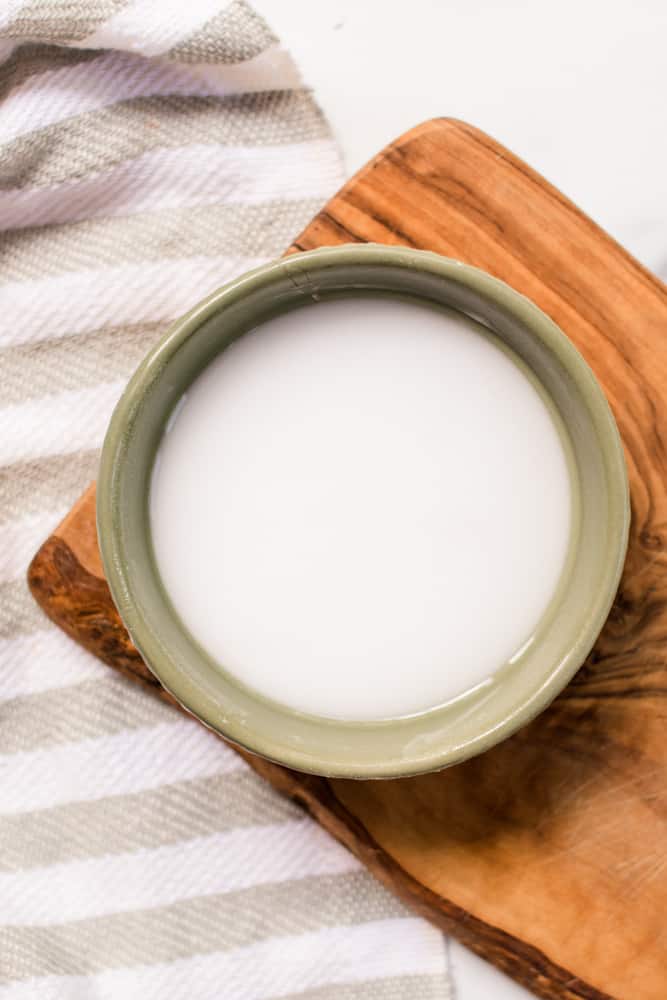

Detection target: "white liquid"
[150, 296, 572, 721]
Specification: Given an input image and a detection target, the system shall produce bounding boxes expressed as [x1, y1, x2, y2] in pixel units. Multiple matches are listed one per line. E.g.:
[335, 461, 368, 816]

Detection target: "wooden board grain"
[27, 119, 667, 1000]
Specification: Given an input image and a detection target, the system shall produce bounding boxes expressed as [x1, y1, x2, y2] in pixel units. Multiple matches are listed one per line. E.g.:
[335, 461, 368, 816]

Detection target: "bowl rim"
[97, 244, 630, 778]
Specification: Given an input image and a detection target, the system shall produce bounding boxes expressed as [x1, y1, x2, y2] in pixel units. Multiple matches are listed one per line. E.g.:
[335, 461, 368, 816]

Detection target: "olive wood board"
[28, 120, 667, 1000]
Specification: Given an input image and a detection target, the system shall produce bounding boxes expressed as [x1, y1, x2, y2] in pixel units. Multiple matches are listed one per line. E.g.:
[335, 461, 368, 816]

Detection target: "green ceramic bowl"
[97, 244, 629, 778]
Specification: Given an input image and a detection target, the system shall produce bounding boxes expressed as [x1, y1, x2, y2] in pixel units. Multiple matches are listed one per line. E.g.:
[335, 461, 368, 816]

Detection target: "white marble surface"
[257, 0, 667, 278]
[253, 3, 667, 996]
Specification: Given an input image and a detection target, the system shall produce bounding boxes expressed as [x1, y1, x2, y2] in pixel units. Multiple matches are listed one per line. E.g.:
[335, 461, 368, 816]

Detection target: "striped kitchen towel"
[0, 2, 450, 998]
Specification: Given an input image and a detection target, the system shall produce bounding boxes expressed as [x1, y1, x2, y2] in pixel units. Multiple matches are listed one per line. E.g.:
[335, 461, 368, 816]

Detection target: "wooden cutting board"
[27, 119, 667, 1000]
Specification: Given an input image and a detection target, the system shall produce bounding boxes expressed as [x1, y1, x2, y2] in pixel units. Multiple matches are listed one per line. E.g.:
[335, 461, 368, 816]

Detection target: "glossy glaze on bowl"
[97, 245, 629, 778]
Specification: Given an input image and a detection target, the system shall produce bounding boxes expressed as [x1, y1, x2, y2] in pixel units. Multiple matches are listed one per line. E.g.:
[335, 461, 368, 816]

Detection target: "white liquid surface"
[150, 296, 572, 720]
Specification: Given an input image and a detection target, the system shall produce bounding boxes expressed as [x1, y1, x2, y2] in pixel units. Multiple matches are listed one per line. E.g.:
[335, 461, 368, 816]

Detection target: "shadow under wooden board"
[28, 119, 667, 1000]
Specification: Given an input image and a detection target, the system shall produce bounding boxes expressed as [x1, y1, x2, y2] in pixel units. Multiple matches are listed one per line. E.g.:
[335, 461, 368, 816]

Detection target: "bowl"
[97, 244, 629, 778]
